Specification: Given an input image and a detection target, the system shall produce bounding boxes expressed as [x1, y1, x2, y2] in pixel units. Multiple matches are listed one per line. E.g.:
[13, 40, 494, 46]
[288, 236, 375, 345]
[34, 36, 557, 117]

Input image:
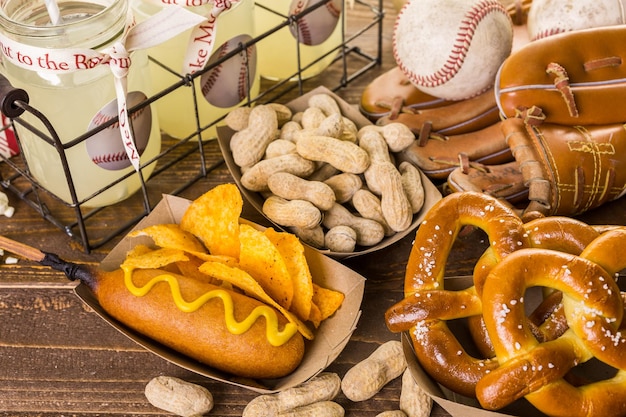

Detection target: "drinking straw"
[44, 0, 63, 25]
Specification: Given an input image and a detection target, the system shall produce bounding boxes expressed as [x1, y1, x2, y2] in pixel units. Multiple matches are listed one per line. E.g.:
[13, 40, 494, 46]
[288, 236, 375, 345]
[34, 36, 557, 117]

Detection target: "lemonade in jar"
[0, 0, 163, 207]
[132, 0, 260, 141]
[255, 0, 343, 80]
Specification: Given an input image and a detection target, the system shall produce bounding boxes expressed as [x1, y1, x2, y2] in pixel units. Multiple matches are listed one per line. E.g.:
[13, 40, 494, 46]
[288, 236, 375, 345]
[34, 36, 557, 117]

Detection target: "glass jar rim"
[0, 0, 127, 48]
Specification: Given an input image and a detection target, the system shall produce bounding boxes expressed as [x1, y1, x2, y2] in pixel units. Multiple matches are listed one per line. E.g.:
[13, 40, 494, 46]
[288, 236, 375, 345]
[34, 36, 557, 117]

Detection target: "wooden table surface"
[2, 1, 626, 416]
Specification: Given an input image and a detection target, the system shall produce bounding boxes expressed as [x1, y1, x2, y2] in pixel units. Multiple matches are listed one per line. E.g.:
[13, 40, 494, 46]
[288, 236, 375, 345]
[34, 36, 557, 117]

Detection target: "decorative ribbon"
[141, 0, 242, 75]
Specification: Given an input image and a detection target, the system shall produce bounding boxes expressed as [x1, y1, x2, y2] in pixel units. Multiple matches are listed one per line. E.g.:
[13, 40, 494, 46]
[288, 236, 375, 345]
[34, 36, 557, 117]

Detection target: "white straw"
[44, 0, 63, 25]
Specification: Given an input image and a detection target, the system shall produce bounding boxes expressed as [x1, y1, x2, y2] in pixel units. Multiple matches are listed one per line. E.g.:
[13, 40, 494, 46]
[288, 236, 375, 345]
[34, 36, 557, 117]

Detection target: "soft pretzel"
[580, 227, 626, 278]
[472, 216, 601, 294]
[522, 224, 626, 349]
[476, 245, 626, 416]
[469, 216, 601, 356]
[385, 191, 528, 397]
[468, 288, 568, 359]
[523, 216, 602, 254]
[387, 188, 626, 415]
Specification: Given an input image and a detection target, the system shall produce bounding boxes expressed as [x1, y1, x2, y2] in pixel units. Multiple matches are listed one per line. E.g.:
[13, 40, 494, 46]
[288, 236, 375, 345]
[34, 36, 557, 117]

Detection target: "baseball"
[288, 0, 342, 46]
[393, 0, 513, 101]
[527, 0, 626, 41]
[200, 34, 257, 109]
[86, 91, 152, 171]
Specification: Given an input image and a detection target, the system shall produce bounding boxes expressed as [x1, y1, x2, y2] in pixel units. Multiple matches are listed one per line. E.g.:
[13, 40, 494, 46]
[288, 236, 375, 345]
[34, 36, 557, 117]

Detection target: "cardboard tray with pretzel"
[386, 190, 626, 417]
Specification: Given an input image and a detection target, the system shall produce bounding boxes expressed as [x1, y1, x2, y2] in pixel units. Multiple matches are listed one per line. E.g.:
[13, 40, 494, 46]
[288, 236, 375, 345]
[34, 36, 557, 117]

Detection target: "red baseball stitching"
[91, 112, 113, 127]
[237, 46, 254, 101]
[90, 102, 146, 130]
[92, 151, 128, 165]
[326, 1, 341, 18]
[532, 28, 565, 41]
[395, 0, 509, 88]
[298, 18, 313, 45]
[91, 134, 148, 167]
[291, 0, 313, 45]
[200, 44, 228, 97]
[89, 106, 148, 167]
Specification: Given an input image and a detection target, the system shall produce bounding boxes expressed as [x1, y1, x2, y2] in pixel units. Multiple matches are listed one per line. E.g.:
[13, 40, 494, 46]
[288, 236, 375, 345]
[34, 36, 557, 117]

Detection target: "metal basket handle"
[0, 73, 28, 118]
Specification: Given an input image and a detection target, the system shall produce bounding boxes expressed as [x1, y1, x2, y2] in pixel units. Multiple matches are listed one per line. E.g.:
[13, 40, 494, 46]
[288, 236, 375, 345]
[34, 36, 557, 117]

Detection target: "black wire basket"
[0, 0, 384, 252]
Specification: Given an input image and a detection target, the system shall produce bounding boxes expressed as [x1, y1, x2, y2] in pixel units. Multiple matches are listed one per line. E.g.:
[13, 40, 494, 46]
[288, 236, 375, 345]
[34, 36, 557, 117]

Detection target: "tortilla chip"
[125, 244, 153, 258]
[129, 223, 207, 254]
[308, 303, 322, 328]
[121, 247, 189, 270]
[238, 224, 294, 309]
[312, 283, 345, 322]
[174, 255, 219, 285]
[180, 183, 242, 259]
[190, 253, 240, 267]
[265, 228, 313, 322]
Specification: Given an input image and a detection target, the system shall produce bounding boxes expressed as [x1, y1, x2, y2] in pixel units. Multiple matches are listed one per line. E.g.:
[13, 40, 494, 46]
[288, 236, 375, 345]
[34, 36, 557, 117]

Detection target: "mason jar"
[0, 0, 161, 207]
[0, 56, 19, 160]
[132, 0, 260, 141]
[255, 0, 343, 80]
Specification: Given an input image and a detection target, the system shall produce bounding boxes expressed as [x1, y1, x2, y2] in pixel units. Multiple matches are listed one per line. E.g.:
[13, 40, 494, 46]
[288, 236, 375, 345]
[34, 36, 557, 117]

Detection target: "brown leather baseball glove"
[399, 121, 513, 180]
[360, 72, 509, 181]
[448, 108, 626, 219]
[375, 88, 502, 136]
[359, 66, 451, 122]
[496, 25, 626, 125]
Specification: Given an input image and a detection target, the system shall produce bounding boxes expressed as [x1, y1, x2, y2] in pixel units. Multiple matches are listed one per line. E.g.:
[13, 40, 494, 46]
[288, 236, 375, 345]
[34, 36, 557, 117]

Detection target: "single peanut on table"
[400, 369, 433, 417]
[376, 411, 408, 417]
[341, 340, 407, 402]
[144, 376, 213, 417]
[277, 401, 344, 417]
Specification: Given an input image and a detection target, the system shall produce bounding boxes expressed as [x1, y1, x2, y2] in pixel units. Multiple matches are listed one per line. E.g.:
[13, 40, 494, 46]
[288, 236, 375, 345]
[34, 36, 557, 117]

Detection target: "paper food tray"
[401, 275, 619, 417]
[76, 193, 366, 394]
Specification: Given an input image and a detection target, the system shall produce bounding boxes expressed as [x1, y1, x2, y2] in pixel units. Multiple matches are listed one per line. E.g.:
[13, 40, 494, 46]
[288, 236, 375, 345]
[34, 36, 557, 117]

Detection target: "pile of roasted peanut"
[224, 93, 425, 253]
